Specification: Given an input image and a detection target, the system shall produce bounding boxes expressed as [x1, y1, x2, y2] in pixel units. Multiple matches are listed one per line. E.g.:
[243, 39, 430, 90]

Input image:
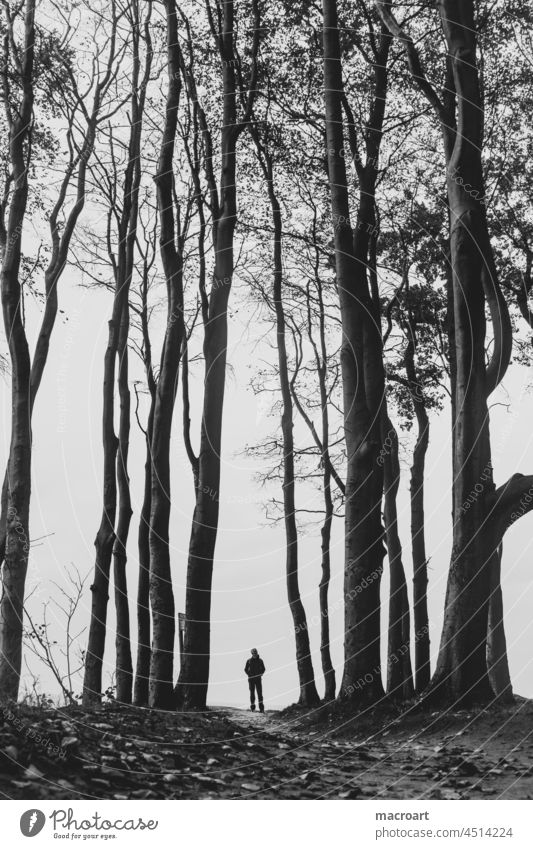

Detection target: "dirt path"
[2, 699, 533, 799]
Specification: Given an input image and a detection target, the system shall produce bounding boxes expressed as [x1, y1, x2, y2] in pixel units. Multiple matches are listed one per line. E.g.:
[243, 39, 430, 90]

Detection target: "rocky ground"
[1, 697, 533, 799]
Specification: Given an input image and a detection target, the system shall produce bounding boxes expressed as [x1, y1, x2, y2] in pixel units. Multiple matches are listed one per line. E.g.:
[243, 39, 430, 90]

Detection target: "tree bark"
[133, 399, 154, 707]
[404, 338, 431, 692]
[429, 1, 502, 704]
[486, 544, 513, 702]
[83, 3, 150, 706]
[323, 0, 389, 704]
[376, 0, 513, 705]
[176, 0, 260, 710]
[264, 151, 320, 706]
[83, 315, 120, 706]
[133, 266, 156, 707]
[148, 0, 186, 709]
[113, 307, 133, 703]
[315, 281, 337, 702]
[0, 0, 36, 702]
[384, 420, 414, 700]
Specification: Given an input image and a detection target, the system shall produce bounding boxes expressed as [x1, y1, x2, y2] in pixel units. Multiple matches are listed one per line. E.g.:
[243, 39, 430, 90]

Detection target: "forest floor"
[2, 696, 533, 799]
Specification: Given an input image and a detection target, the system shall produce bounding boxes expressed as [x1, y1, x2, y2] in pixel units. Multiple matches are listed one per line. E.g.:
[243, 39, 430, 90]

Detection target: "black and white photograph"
[1, 0, 533, 843]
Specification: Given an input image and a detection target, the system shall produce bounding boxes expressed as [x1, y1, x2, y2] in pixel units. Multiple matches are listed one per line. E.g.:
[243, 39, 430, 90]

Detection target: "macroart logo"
[20, 810, 46, 837]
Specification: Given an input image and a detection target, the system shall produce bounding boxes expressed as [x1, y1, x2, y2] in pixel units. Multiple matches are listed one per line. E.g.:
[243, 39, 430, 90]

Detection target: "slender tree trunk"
[384, 420, 414, 699]
[487, 544, 513, 702]
[0, 0, 36, 702]
[177, 233, 232, 710]
[134, 400, 154, 706]
[376, 0, 513, 706]
[133, 259, 156, 707]
[319, 469, 336, 701]
[110, 0, 151, 706]
[113, 307, 133, 703]
[148, 0, 185, 709]
[83, 317, 120, 706]
[292, 257, 338, 700]
[0, 312, 32, 703]
[177, 0, 261, 709]
[266, 159, 319, 706]
[315, 285, 336, 702]
[405, 341, 431, 692]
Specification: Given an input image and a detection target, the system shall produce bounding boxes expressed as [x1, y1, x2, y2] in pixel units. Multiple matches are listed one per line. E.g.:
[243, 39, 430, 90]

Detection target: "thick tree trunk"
[384, 420, 414, 700]
[429, 1, 503, 704]
[487, 544, 513, 702]
[376, 0, 513, 707]
[323, 1, 389, 704]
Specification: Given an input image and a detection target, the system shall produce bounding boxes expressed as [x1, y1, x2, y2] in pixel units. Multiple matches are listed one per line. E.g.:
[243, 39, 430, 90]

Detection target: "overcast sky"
[3, 264, 533, 709]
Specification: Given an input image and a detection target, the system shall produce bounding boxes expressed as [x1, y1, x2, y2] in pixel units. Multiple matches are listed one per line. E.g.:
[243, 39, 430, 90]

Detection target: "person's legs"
[256, 677, 264, 712]
[248, 678, 256, 710]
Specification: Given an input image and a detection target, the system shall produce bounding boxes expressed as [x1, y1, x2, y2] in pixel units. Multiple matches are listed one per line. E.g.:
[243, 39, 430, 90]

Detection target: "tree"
[176, 0, 261, 710]
[0, 0, 117, 701]
[376, 0, 533, 704]
[250, 113, 320, 706]
[131, 211, 158, 707]
[382, 197, 448, 693]
[83, 0, 153, 707]
[147, 0, 189, 709]
[322, 0, 392, 703]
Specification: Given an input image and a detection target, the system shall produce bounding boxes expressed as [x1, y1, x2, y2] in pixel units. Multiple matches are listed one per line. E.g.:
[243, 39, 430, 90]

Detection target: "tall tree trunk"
[148, 0, 186, 709]
[315, 282, 336, 702]
[376, 0, 514, 706]
[291, 257, 338, 700]
[404, 339, 431, 692]
[133, 276, 156, 707]
[487, 544, 513, 702]
[177, 0, 260, 709]
[319, 471, 336, 702]
[83, 316, 120, 706]
[0, 0, 36, 702]
[83, 2, 149, 706]
[384, 420, 414, 699]
[264, 153, 320, 706]
[323, 1, 389, 703]
[113, 309, 133, 703]
[428, 1, 505, 704]
[133, 403, 154, 706]
[110, 0, 151, 706]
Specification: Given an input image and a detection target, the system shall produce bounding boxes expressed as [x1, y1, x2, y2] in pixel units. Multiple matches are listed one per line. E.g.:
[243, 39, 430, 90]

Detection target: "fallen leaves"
[0, 700, 532, 800]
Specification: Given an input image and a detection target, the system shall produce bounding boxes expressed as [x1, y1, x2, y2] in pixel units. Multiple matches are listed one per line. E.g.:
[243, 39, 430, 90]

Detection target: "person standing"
[244, 648, 265, 712]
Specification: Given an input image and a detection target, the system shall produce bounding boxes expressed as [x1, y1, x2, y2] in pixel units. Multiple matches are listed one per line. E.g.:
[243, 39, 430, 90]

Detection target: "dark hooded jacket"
[245, 655, 265, 678]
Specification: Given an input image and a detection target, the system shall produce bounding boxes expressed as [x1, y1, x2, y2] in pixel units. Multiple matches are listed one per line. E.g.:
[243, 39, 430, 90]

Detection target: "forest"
[2, 0, 533, 803]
